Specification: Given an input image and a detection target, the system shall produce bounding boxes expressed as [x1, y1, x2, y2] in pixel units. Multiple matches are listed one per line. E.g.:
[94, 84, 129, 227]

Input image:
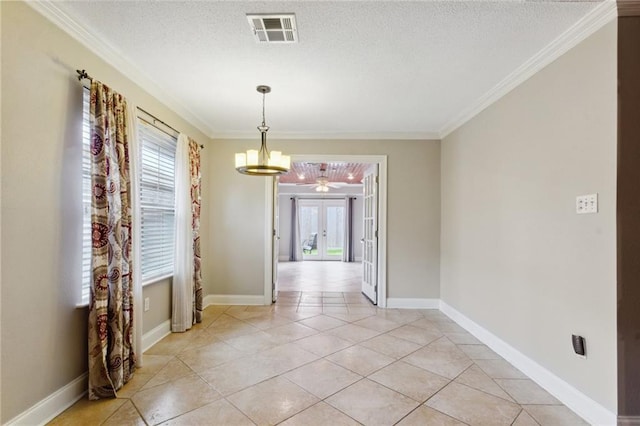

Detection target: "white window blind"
[82, 97, 178, 303]
[81, 88, 91, 305]
[139, 119, 177, 282]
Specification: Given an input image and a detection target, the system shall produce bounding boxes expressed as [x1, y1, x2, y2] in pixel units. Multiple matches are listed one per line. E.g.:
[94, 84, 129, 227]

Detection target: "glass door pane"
[299, 202, 320, 259]
[324, 204, 345, 259]
[298, 199, 345, 261]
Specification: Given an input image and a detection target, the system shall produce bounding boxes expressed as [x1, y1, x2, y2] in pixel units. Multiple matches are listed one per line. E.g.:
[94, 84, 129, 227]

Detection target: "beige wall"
[0, 2, 209, 422]
[440, 22, 617, 411]
[142, 278, 172, 334]
[205, 139, 441, 300]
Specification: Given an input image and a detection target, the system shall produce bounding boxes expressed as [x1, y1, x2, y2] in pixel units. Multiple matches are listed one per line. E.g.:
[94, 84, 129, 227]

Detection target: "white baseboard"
[142, 319, 171, 353]
[204, 294, 266, 306]
[386, 298, 440, 309]
[5, 373, 88, 426]
[439, 301, 616, 426]
[8, 319, 171, 425]
[355, 256, 362, 262]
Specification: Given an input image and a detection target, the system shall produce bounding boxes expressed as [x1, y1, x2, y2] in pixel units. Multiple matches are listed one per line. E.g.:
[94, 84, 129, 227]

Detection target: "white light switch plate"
[144, 297, 150, 311]
[576, 193, 598, 214]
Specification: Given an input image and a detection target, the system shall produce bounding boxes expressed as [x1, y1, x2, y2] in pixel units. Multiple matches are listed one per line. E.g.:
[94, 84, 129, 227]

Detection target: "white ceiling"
[48, 1, 606, 140]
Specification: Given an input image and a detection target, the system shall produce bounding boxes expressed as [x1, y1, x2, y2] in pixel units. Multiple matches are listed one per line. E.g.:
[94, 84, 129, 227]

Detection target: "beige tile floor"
[49, 296, 588, 426]
[277, 261, 362, 293]
[50, 264, 588, 425]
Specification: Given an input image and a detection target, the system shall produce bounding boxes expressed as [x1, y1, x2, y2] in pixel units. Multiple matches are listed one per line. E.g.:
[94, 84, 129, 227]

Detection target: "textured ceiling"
[51, 1, 603, 139]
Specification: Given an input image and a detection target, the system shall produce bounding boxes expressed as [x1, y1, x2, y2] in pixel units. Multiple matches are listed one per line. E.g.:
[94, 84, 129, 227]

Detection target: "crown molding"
[26, 1, 214, 138]
[618, 0, 640, 16]
[27, 0, 620, 143]
[439, 0, 618, 139]
[212, 130, 442, 141]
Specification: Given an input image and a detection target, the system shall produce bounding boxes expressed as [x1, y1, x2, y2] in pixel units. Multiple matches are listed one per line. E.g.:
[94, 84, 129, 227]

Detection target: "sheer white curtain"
[126, 103, 143, 366]
[172, 134, 194, 332]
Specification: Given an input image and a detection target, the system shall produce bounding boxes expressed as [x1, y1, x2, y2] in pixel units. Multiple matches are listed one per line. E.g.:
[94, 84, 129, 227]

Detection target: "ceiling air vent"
[246, 14, 298, 43]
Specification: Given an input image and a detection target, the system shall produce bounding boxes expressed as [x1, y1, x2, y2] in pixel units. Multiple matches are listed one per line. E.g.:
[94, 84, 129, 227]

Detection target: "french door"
[272, 178, 279, 302]
[299, 199, 346, 261]
[362, 164, 378, 304]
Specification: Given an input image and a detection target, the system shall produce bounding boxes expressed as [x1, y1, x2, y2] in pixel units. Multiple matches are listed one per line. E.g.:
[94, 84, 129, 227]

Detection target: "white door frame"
[271, 177, 279, 303]
[264, 177, 277, 305]
[264, 154, 388, 308]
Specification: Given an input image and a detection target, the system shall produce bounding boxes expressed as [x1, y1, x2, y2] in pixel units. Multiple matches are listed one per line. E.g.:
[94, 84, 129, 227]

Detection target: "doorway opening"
[264, 155, 388, 308]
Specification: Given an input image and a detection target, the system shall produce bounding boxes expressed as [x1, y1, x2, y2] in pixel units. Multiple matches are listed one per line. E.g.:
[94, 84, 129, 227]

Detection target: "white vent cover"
[247, 14, 298, 43]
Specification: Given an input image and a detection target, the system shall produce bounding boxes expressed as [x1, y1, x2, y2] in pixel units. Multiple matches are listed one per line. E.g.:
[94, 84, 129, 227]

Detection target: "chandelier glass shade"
[235, 85, 290, 176]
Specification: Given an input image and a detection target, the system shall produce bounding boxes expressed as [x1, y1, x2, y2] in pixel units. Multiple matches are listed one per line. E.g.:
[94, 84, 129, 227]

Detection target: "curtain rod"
[137, 107, 180, 137]
[76, 69, 204, 149]
[77, 69, 92, 81]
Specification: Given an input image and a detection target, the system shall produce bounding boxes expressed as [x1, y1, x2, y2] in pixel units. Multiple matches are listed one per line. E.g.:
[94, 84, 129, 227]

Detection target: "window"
[81, 89, 91, 305]
[81, 99, 177, 305]
[138, 119, 177, 282]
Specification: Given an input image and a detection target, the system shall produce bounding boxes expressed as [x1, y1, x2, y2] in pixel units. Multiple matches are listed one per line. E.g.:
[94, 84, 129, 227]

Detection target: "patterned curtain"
[189, 140, 203, 323]
[88, 81, 135, 399]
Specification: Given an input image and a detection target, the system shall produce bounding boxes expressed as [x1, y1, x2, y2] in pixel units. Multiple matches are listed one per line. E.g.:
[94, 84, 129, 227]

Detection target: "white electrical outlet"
[144, 297, 150, 311]
[576, 193, 598, 214]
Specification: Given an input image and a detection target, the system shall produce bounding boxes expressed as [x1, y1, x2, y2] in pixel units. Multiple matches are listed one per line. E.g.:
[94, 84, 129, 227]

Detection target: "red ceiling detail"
[279, 162, 369, 184]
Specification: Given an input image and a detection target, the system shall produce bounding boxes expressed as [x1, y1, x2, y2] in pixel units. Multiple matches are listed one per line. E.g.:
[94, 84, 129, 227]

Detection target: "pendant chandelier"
[235, 85, 290, 176]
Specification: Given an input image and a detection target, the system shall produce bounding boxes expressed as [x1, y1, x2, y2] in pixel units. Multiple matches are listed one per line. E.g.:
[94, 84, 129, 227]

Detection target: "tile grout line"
[56, 295, 575, 425]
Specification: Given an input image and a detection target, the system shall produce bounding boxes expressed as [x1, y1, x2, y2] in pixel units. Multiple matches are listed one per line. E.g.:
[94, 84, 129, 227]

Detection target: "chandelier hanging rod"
[235, 85, 290, 176]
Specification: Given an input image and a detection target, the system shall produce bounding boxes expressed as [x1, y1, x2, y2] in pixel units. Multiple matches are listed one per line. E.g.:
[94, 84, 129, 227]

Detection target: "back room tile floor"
[277, 261, 362, 293]
[49, 296, 589, 425]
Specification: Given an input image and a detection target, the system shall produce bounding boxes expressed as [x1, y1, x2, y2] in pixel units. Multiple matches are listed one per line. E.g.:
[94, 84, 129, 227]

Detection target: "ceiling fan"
[297, 164, 346, 192]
